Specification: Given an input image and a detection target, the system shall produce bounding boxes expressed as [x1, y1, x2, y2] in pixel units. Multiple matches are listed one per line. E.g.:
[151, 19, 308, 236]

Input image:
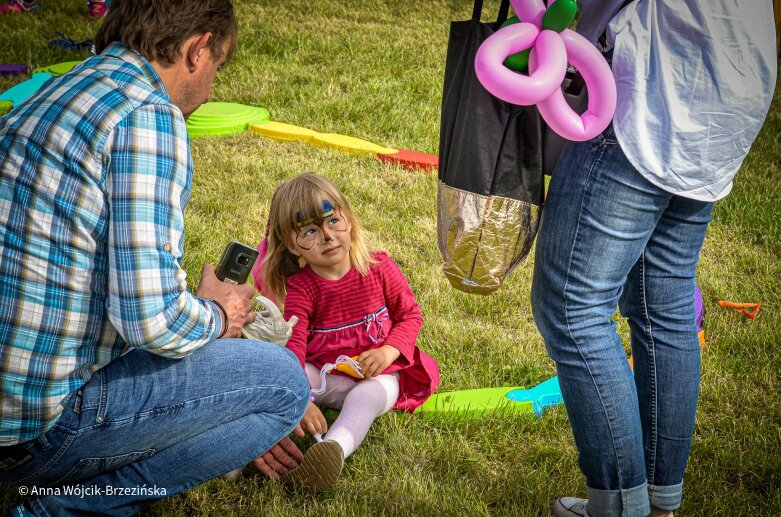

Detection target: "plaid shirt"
[0, 43, 222, 445]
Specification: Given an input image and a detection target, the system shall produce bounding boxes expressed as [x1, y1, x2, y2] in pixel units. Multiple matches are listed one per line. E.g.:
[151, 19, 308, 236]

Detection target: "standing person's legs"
[532, 127, 673, 517]
[619, 196, 712, 513]
[2, 340, 309, 516]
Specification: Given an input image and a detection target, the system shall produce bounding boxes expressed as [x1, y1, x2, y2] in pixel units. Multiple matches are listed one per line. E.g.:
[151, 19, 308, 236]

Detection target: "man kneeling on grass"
[0, 1, 309, 514]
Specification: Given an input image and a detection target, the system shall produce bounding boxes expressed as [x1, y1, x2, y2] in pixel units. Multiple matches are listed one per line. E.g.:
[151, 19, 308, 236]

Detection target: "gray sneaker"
[281, 440, 343, 494]
[553, 498, 589, 517]
[553, 497, 673, 517]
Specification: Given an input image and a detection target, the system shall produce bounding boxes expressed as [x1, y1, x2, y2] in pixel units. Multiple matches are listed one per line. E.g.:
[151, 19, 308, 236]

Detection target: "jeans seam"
[14, 431, 77, 485]
[80, 385, 302, 429]
[97, 368, 108, 424]
[638, 252, 659, 486]
[562, 141, 626, 488]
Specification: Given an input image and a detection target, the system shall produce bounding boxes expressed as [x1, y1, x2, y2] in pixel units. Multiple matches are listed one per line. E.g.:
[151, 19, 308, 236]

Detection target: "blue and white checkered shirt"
[0, 43, 223, 445]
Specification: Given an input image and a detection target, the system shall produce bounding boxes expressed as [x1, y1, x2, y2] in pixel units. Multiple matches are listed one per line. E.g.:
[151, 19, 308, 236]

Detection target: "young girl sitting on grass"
[262, 172, 440, 493]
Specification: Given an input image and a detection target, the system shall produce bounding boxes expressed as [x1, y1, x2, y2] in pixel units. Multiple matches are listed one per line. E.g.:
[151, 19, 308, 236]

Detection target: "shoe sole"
[281, 440, 343, 494]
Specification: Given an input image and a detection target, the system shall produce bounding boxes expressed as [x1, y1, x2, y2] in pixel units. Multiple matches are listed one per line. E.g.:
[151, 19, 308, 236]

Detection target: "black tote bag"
[437, 0, 544, 295]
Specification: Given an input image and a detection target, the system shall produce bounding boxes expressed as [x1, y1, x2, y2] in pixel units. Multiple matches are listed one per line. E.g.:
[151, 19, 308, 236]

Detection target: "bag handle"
[471, 0, 510, 24]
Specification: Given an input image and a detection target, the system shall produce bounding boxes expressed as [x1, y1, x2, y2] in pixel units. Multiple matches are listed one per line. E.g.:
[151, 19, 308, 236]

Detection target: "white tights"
[304, 362, 399, 459]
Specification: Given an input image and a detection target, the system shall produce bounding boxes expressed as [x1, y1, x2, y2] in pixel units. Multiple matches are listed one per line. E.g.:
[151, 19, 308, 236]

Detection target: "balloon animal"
[475, 0, 616, 141]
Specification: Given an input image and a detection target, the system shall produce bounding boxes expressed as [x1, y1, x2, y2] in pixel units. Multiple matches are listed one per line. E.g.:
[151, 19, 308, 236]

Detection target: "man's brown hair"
[95, 0, 238, 65]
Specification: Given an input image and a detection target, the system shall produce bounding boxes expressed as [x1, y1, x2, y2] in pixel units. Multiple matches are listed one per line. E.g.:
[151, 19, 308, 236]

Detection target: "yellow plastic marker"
[312, 133, 397, 155]
[249, 121, 396, 155]
[248, 121, 317, 142]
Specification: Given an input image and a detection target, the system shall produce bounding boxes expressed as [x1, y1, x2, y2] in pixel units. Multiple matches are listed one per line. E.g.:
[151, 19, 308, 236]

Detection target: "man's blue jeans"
[0, 339, 309, 516]
[531, 126, 713, 516]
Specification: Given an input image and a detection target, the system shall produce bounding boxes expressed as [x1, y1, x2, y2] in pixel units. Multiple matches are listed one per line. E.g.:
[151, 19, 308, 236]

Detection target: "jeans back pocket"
[46, 448, 156, 488]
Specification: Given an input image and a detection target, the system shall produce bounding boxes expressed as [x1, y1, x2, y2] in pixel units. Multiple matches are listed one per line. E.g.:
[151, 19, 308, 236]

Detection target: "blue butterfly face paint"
[294, 200, 347, 250]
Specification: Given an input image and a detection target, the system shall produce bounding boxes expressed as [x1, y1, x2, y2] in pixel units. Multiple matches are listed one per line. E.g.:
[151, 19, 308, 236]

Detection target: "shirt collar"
[101, 42, 171, 100]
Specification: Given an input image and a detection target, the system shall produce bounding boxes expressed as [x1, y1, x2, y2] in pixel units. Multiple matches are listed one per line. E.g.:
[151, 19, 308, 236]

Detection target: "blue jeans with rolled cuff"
[0, 339, 309, 516]
[531, 125, 713, 516]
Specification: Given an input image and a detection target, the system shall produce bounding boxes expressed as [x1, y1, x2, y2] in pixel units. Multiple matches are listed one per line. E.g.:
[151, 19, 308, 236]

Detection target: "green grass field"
[1, 1, 779, 515]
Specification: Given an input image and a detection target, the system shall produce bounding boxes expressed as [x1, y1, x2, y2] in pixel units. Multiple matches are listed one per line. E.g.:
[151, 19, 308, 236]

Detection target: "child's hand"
[357, 344, 401, 379]
[295, 401, 328, 436]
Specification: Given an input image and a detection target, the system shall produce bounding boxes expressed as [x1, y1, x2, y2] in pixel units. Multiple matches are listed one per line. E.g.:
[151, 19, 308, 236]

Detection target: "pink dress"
[284, 252, 440, 412]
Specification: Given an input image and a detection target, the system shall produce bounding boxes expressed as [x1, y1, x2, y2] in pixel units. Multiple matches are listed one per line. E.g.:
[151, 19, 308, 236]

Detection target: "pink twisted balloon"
[474, 0, 616, 142]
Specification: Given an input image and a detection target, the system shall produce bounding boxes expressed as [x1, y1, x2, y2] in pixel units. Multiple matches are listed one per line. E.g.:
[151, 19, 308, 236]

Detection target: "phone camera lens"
[237, 254, 250, 266]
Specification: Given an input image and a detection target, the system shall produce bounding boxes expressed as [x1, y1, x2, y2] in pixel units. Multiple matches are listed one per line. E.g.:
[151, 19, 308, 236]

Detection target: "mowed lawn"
[0, 1, 779, 515]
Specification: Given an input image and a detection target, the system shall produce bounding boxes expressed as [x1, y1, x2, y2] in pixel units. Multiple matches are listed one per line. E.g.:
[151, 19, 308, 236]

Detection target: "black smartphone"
[215, 241, 259, 284]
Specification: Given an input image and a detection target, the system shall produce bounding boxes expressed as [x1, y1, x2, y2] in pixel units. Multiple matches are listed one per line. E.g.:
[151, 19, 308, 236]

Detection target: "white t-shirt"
[606, 1, 777, 201]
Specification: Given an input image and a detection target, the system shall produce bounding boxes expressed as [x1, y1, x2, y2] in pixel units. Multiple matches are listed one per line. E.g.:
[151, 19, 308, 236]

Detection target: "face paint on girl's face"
[295, 208, 348, 250]
[289, 200, 353, 279]
[295, 199, 335, 227]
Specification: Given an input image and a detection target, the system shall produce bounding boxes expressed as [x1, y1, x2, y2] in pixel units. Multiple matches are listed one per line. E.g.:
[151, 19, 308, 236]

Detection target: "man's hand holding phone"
[197, 241, 259, 338]
[197, 264, 255, 338]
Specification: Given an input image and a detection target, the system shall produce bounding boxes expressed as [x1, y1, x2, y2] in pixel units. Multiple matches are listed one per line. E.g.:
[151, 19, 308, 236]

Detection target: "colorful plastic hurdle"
[0, 73, 54, 107]
[417, 385, 534, 416]
[185, 101, 439, 172]
[416, 376, 563, 418]
[0, 62, 439, 171]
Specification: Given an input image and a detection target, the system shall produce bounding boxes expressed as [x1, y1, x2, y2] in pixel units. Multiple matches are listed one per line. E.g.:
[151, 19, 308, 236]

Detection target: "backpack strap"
[471, 0, 510, 24]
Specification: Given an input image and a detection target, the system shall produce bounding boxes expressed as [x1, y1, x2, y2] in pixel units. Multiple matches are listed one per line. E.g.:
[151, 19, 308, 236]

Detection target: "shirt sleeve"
[104, 103, 220, 359]
[283, 276, 315, 369]
[379, 254, 423, 366]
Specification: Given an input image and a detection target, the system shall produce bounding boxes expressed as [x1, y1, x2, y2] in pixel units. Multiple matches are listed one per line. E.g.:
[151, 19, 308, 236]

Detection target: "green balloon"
[542, 0, 578, 32]
[499, 16, 530, 72]
[504, 50, 530, 72]
[500, 15, 520, 29]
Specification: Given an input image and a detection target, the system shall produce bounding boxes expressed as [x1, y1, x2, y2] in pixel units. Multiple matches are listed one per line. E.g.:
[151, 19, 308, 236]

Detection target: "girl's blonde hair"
[263, 172, 375, 303]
